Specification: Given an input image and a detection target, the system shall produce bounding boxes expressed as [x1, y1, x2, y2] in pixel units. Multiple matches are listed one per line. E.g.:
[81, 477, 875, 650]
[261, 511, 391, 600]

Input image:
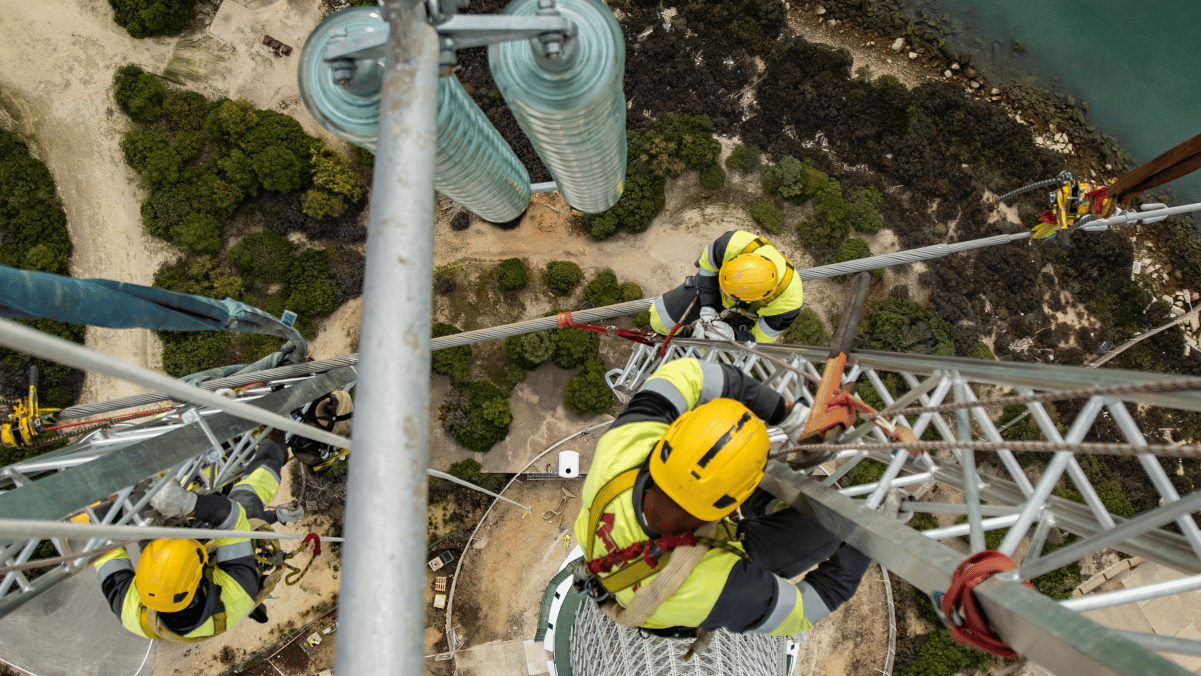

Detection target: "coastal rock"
[815, 5, 827, 15]
[964, 67, 978, 79]
[891, 37, 905, 52]
[951, 62, 960, 70]
[908, 51, 918, 59]
[1131, 261, 1141, 275]
[943, 70, 952, 78]
[970, 80, 981, 89]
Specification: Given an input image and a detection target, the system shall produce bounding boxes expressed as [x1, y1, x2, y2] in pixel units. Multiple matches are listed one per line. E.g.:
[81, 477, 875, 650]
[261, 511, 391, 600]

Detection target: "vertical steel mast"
[332, 1, 437, 674]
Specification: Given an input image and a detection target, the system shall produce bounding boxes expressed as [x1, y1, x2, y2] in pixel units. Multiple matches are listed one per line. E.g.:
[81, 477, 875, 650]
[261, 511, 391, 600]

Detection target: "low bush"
[750, 199, 782, 234]
[585, 270, 623, 307]
[160, 331, 230, 377]
[631, 309, 651, 327]
[550, 328, 600, 369]
[782, 307, 828, 346]
[846, 186, 884, 234]
[546, 261, 583, 295]
[496, 258, 529, 291]
[725, 144, 761, 173]
[620, 282, 643, 302]
[564, 359, 613, 415]
[228, 231, 294, 286]
[432, 323, 472, 383]
[899, 629, 990, 676]
[285, 249, 338, 319]
[698, 163, 726, 190]
[447, 380, 512, 453]
[504, 330, 556, 370]
[113, 65, 166, 123]
[109, 0, 196, 38]
[173, 212, 223, 256]
[857, 297, 955, 356]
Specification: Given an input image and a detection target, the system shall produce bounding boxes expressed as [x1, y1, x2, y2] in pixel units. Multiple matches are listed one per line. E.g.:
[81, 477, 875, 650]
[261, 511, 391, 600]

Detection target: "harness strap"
[599, 521, 721, 629]
[585, 468, 640, 561]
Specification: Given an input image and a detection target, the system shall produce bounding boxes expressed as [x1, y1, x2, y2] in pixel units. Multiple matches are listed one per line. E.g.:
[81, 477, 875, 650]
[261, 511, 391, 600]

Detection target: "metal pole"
[334, 2, 437, 675]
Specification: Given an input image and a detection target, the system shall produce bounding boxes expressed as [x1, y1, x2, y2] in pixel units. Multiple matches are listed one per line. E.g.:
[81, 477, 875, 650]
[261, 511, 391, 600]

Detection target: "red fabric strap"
[556, 311, 655, 345]
[1039, 210, 1059, 225]
[1084, 185, 1109, 214]
[586, 532, 698, 574]
[940, 550, 1031, 658]
[303, 533, 322, 556]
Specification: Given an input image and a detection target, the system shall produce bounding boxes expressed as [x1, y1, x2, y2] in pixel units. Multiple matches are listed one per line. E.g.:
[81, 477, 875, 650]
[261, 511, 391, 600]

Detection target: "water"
[899, 0, 1201, 203]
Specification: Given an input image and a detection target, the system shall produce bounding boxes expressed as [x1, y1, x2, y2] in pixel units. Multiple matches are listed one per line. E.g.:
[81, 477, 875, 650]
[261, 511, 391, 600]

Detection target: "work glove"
[707, 320, 735, 341]
[699, 306, 719, 322]
[273, 500, 305, 525]
[151, 480, 197, 519]
[778, 401, 810, 442]
[877, 488, 914, 524]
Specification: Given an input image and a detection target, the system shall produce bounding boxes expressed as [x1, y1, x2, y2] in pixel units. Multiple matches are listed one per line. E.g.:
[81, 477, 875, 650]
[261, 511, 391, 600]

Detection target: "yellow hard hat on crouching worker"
[135, 539, 208, 613]
[649, 399, 770, 521]
[718, 253, 778, 303]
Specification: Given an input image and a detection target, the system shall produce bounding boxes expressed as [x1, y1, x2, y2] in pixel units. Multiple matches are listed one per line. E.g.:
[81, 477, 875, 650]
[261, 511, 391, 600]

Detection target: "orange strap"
[939, 550, 1031, 657]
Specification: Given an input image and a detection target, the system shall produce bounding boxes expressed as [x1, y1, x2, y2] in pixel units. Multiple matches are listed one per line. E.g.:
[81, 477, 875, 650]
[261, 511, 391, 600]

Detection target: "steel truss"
[0, 364, 357, 619]
[607, 338, 1201, 675]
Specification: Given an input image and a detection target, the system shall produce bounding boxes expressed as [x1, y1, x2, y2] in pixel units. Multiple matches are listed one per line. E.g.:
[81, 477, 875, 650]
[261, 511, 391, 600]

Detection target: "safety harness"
[572, 467, 747, 617]
[136, 524, 322, 642]
[729, 237, 795, 314]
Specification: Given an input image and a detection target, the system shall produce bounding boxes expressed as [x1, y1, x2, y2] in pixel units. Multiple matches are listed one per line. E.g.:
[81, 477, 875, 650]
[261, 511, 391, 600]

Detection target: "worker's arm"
[695, 231, 737, 308]
[612, 359, 787, 430]
[94, 547, 135, 618]
[750, 307, 801, 344]
[700, 544, 871, 635]
[193, 495, 258, 599]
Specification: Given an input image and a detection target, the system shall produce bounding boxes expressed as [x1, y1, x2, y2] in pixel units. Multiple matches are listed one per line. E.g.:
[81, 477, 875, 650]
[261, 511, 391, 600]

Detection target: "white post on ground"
[332, 1, 438, 675]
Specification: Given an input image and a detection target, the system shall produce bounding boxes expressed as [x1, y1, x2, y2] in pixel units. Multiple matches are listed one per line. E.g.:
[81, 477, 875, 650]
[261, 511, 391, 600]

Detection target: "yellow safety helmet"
[135, 539, 208, 613]
[649, 399, 770, 522]
[719, 254, 778, 303]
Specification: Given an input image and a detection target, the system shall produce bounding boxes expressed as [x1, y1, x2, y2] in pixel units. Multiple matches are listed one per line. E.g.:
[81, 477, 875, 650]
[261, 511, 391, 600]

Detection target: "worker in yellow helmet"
[92, 433, 301, 641]
[649, 230, 803, 344]
[574, 358, 871, 636]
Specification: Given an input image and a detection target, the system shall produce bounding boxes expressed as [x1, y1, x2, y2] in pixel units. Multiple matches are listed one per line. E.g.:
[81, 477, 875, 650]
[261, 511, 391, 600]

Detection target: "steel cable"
[770, 438, 1201, 460]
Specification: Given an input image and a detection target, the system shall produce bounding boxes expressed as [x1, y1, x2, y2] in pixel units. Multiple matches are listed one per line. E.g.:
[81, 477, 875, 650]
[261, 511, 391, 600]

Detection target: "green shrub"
[858, 297, 956, 356]
[550, 328, 600, 369]
[620, 282, 643, 302]
[285, 249, 338, 318]
[253, 146, 304, 193]
[228, 231, 294, 286]
[998, 403, 1041, 443]
[846, 186, 884, 234]
[725, 144, 761, 173]
[632, 310, 651, 327]
[750, 199, 782, 234]
[782, 308, 828, 346]
[140, 146, 183, 192]
[698, 163, 726, 190]
[826, 238, 883, 282]
[153, 256, 244, 299]
[545, 261, 583, 295]
[585, 270, 623, 307]
[448, 459, 485, 485]
[164, 90, 209, 132]
[967, 341, 995, 360]
[0, 131, 73, 276]
[842, 458, 888, 487]
[909, 512, 939, 531]
[140, 184, 194, 240]
[498, 364, 528, 392]
[218, 149, 260, 194]
[160, 331, 230, 377]
[113, 65, 165, 122]
[496, 258, 529, 291]
[109, 0, 196, 38]
[449, 381, 512, 453]
[504, 330, 555, 370]
[120, 128, 170, 173]
[431, 323, 473, 383]
[173, 212, 223, 256]
[641, 114, 721, 176]
[564, 359, 613, 415]
[585, 135, 666, 240]
[304, 139, 364, 219]
[205, 98, 258, 147]
[899, 629, 990, 676]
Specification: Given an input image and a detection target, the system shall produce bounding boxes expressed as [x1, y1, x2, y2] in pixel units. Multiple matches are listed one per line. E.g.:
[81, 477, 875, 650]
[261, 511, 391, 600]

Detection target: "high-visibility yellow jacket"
[93, 474, 277, 641]
[574, 358, 818, 635]
[697, 230, 804, 343]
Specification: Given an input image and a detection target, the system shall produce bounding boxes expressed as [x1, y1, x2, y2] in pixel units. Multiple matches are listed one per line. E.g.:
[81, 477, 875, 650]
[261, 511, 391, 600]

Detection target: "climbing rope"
[43, 406, 175, 432]
[770, 438, 1201, 460]
[861, 376, 1201, 420]
[936, 550, 1031, 657]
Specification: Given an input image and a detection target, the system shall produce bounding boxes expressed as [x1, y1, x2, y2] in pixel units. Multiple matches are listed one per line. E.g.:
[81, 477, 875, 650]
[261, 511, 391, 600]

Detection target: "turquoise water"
[900, 0, 1201, 202]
